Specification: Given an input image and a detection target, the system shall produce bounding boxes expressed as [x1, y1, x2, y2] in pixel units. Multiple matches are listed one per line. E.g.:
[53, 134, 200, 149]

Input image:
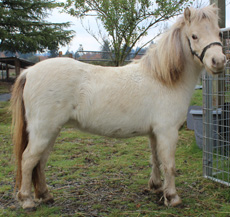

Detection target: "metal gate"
[203, 27, 230, 186]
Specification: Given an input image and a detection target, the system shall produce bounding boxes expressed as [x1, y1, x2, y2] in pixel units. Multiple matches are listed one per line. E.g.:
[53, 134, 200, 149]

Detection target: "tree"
[100, 39, 110, 60]
[65, 0, 192, 66]
[76, 44, 84, 57]
[49, 48, 59, 58]
[0, 0, 74, 53]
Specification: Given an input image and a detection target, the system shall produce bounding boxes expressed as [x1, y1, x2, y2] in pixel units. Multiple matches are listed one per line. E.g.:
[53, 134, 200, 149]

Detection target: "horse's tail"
[11, 72, 28, 190]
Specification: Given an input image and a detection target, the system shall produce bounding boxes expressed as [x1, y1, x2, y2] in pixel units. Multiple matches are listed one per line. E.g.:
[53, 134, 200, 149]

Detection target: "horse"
[11, 5, 226, 210]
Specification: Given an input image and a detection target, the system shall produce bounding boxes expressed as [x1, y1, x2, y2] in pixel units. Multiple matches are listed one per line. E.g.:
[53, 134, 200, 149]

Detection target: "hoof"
[165, 194, 182, 207]
[17, 192, 36, 210]
[21, 199, 36, 210]
[24, 206, 37, 212]
[35, 190, 54, 204]
[43, 197, 54, 204]
[148, 179, 163, 194]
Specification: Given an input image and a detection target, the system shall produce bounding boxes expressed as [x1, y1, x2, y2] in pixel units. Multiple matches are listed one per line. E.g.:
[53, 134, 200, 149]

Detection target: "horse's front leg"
[155, 127, 182, 207]
[148, 134, 163, 194]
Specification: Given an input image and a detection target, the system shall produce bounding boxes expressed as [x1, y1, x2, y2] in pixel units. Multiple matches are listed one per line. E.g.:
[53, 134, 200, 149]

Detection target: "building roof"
[0, 56, 34, 68]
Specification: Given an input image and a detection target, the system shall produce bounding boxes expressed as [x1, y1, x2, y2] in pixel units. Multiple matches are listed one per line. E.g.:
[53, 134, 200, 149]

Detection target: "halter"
[187, 38, 222, 63]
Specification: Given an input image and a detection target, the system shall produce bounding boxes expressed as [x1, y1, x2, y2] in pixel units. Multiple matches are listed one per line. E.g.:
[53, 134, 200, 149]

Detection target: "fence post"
[203, 73, 214, 177]
[15, 58, 21, 77]
[210, 0, 225, 28]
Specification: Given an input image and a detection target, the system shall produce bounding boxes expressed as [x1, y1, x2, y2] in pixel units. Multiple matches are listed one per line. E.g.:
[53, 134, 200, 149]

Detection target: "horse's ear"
[211, 3, 218, 15]
[211, 3, 217, 9]
[184, 7, 191, 23]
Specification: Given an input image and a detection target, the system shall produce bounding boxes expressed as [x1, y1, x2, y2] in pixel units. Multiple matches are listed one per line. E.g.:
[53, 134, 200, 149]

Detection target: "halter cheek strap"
[187, 38, 222, 63]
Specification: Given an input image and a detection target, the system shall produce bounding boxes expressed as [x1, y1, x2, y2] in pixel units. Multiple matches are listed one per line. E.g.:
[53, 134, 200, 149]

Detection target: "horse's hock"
[203, 27, 230, 186]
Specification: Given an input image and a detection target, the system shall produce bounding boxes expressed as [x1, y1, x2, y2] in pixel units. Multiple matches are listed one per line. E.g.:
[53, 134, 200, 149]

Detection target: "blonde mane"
[188, 5, 219, 24]
[139, 5, 219, 86]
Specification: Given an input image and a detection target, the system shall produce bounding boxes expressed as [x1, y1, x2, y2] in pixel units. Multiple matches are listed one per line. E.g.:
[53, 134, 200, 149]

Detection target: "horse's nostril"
[212, 58, 216, 66]
[211, 56, 226, 70]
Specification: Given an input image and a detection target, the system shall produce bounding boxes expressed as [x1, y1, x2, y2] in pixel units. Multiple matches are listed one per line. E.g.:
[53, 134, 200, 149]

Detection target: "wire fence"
[203, 27, 230, 186]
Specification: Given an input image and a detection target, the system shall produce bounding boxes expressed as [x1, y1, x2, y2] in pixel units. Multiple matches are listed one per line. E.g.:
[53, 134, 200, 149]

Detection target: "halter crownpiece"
[187, 38, 222, 63]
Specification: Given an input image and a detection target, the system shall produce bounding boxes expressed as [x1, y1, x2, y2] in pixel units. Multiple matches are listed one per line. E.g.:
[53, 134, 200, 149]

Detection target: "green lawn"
[0, 88, 230, 216]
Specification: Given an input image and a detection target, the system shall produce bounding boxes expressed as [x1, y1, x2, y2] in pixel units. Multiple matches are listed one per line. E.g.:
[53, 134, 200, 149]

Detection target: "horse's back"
[25, 57, 92, 83]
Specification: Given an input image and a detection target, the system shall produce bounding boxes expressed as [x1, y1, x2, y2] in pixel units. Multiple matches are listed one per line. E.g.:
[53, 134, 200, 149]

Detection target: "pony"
[11, 5, 226, 210]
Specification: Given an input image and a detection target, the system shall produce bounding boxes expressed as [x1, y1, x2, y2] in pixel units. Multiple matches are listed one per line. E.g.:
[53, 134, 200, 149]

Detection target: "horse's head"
[184, 5, 226, 75]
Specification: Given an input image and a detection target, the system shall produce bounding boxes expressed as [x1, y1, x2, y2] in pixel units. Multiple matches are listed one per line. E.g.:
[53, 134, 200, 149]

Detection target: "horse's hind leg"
[17, 142, 44, 209]
[155, 128, 182, 207]
[17, 129, 59, 209]
[33, 138, 57, 204]
[148, 134, 163, 194]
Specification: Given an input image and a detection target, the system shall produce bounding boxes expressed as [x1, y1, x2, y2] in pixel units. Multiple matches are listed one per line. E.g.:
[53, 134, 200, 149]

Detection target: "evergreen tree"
[0, 0, 74, 53]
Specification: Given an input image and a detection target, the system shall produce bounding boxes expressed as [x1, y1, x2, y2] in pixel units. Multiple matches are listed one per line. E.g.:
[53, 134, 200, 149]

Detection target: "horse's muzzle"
[205, 52, 227, 75]
[211, 55, 227, 72]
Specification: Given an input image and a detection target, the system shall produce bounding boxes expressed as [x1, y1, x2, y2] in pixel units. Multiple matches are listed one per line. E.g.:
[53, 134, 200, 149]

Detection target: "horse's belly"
[70, 111, 150, 138]
[82, 125, 148, 138]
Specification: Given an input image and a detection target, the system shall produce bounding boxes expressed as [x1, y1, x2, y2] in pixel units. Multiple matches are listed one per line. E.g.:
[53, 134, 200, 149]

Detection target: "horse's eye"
[192, 34, 198, 40]
[219, 32, 223, 38]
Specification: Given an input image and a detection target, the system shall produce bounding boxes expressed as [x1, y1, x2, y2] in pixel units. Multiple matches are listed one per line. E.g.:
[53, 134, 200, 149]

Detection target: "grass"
[0, 86, 230, 216]
[0, 82, 12, 94]
[190, 89, 203, 106]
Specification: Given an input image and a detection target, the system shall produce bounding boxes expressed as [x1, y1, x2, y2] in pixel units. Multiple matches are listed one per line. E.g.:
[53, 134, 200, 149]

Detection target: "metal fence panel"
[203, 27, 230, 186]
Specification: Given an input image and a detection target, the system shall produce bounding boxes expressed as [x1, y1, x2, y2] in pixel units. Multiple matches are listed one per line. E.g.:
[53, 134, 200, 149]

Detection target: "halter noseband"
[187, 38, 222, 63]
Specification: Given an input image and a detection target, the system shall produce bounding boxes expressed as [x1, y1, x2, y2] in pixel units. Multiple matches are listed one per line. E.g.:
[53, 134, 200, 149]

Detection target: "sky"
[47, 1, 230, 53]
